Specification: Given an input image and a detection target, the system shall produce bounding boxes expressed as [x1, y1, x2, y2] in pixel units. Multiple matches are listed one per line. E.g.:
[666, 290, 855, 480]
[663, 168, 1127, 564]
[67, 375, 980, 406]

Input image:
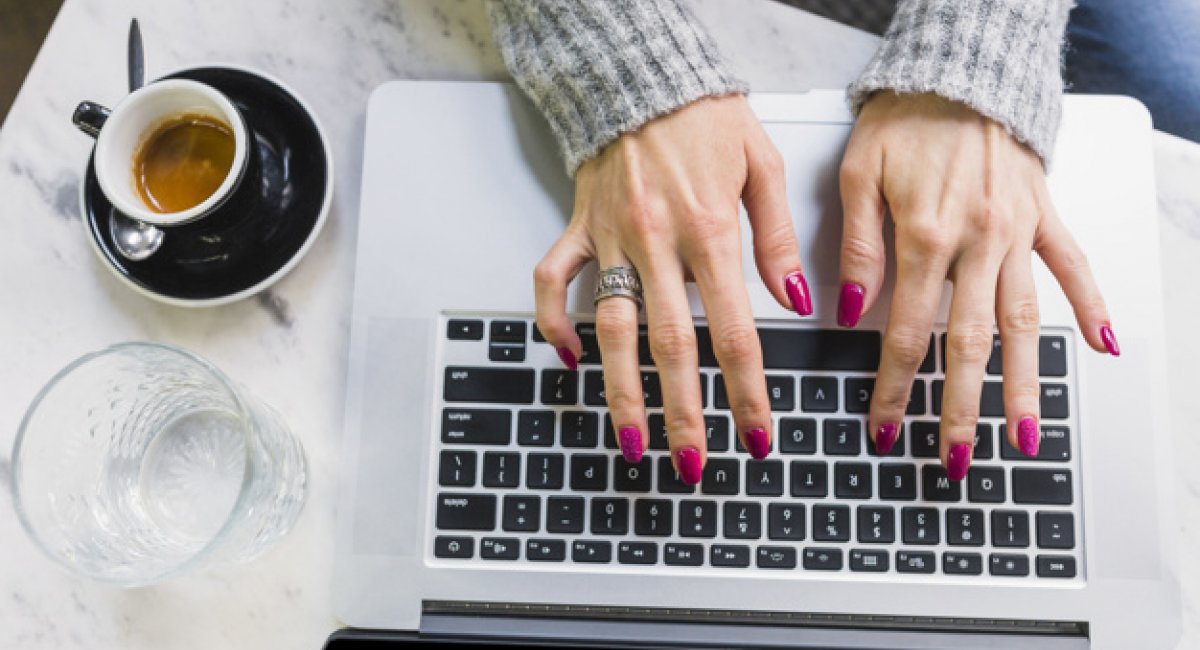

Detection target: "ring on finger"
[595, 265, 644, 308]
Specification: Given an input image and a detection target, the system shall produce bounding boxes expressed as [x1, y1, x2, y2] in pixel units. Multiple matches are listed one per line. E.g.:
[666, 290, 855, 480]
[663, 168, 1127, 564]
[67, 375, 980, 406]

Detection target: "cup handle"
[72, 101, 111, 138]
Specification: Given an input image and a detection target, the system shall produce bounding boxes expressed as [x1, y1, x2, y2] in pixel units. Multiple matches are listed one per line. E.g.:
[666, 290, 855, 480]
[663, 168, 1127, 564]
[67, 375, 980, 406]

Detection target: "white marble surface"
[0, 1, 1196, 648]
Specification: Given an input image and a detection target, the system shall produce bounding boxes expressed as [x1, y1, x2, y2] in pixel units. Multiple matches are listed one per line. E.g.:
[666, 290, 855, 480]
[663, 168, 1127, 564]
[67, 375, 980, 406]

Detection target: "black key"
[517, 410, 554, 446]
[694, 326, 717, 367]
[444, 367, 534, 404]
[679, 500, 717, 538]
[1040, 383, 1070, 419]
[790, 461, 828, 497]
[823, 419, 862, 456]
[442, 408, 511, 445]
[1037, 555, 1077, 578]
[768, 503, 805, 541]
[603, 414, 618, 450]
[711, 544, 752, 568]
[447, 319, 483, 340]
[502, 495, 540, 532]
[1000, 424, 1071, 461]
[724, 502, 762, 539]
[634, 499, 673, 537]
[909, 422, 939, 458]
[746, 460, 785, 496]
[922, 465, 961, 502]
[481, 452, 519, 488]
[986, 334, 1003, 375]
[572, 540, 612, 563]
[920, 334, 936, 374]
[540, 370, 578, 405]
[896, 550, 936, 574]
[973, 423, 994, 460]
[758, 329, 881, 371]
[857, 506, 895, 543]
[850, 549, 889, 572]
[526, 453, 565, 490]
[907, 380, 926, 415]
[590, 498, 629, 535]
[637, 327, 653, 366]
[704, 415, 730, 451]
[490, 320, 526, 343]
[561, 411, 598, 448]
[488, 343, 525, 362]
[766, 375, 795, 411]
[757, 546, 797, 569]
[547, 497, 585, 534]
[835, 462, 872, 499]
[618, 541, 658, 565]
[1039, 336, 1068, 377]
[647, 414, 668, 450]
[801, 376, 839, 412]
[878, 463, 917, 501]
[640, 372, 663, 408]
[944, 552, 983, 575]
[701, 458, 740, 495]
[990, 553, 1030, 577]
[931, 380, 1004, 417]
[526, 539, 566, 562]
[844, 378, 873, 414]
[813, 504, 850, 542]
[1013, 468, 1073, 505]
[439, 450, 477, 487]
[614, 457, 652, 492]
[991, 510, 1030, 548]
[967, 464, 1006, 503]
[1037, 512, 1075, 549]
[434, 536, 474, 559]
[779, 417, 817, 454]
[664, 543, 705, 566]
[575, 323, 601, 365]
[901, 507, 939, 545]
[532, 324, 546, 343]
[480, 537, 519, 560]
[946, 508, 985, 546]
[570, 454, 608, 491]
[436, 493, 496, 531]
[802, 547, 843, 570]
[657, 457, 696, 494]
[583, 371, 606, 406]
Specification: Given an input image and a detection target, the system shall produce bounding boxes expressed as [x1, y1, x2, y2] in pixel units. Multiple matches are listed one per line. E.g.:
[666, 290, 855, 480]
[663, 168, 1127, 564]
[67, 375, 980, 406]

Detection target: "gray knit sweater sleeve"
[487, 0, 748, 176]
[848, 0, 1073, 162]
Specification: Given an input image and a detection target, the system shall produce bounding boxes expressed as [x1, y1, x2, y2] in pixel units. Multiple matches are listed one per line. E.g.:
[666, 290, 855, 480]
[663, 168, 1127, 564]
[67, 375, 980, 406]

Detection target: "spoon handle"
[128, 18, 144, 92]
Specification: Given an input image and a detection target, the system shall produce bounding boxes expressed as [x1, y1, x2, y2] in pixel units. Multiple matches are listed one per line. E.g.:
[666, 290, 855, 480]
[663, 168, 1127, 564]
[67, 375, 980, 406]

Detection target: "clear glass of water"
[12, 342, 307, 586]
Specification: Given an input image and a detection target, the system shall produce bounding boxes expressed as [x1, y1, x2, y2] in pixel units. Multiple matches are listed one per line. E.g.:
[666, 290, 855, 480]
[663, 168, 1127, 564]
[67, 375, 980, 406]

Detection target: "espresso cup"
[73, 79, 249, 227]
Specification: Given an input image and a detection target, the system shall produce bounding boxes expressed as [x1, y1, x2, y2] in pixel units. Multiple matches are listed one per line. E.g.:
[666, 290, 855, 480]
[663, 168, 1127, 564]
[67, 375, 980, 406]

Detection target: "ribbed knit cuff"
[488, 0, 748, 176]
[848, 0, 1072, 163]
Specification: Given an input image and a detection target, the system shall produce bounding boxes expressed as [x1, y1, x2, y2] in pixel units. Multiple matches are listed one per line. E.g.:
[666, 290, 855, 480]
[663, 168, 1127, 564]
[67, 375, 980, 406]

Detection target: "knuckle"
[603, 384, 645, 413]
[839, 157, 869, 186]
[883, 327, 932, 368]
[623, 197, 665, 239]
[841, 233, 885, 270]
[711, 323, 761, 363]
[731, 395, 770, 426]
[946, 325, 995, 363]
[532, 258, 560, 289]
[971, 202, 1013, 239]
[941, 410, 980, 436]
[594, 306, 637, 342]
[649, 321, 698, 364]
[1003, 300, 1040, 334]
[1005, 380, 1041, 402]
[757, 220, 798, 261]
[759, 147, 786, 177]
[664, 410, 704, 441]
[902, 221, 952, 257]
[872, 388, 912, 415]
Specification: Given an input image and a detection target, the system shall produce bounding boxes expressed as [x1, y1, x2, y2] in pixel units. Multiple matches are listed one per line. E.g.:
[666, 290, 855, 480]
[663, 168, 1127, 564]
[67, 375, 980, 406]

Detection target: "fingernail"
[556, 347, 579, 370]
[874, 423, 898, 455]
[947, 443, 972, 481]
[675, 447, 702, 485]
[744, 427, 770, 459]
[784, 272, 813, 316]
[1017, 416, 1040, 458]
[1100, 324, 1120, 356]
[838, 283, 865, 328]
[618, 426, 643, 464]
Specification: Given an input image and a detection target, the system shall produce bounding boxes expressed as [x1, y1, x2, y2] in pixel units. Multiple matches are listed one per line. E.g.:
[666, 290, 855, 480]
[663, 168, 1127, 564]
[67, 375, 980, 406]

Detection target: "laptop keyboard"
[432, 315, 1082, 582]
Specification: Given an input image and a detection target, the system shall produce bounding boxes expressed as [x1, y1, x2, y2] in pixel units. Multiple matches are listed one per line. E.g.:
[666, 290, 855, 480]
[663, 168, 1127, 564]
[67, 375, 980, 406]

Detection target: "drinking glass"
[12, 342, 307, 586]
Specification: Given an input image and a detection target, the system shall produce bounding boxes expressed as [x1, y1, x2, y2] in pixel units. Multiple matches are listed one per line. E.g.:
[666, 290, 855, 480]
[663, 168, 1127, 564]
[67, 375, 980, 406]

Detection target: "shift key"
[444, 367, 535, 404]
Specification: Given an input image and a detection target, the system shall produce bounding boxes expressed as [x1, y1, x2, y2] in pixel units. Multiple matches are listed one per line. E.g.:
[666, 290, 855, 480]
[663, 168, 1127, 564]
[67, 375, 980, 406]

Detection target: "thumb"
[742, 136, 810, 316]
[837, 157, 887, 328]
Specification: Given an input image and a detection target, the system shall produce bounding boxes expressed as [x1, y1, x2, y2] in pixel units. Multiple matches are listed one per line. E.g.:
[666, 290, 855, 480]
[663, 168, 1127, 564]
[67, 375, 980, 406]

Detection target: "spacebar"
[750, 328, 883, 371]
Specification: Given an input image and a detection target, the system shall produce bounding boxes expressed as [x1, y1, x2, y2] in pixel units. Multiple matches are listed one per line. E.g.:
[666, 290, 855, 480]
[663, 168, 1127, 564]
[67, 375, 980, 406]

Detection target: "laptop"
[332, 82, 1179, 649]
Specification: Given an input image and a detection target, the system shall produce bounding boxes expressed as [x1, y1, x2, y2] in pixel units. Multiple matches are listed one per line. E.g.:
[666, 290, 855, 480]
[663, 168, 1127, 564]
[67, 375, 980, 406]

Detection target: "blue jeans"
[1065, 0, 1200, 142]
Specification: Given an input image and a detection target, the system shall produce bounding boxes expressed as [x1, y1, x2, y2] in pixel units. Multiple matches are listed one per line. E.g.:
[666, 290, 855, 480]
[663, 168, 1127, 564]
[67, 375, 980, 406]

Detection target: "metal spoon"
[109, 18, 164, 262]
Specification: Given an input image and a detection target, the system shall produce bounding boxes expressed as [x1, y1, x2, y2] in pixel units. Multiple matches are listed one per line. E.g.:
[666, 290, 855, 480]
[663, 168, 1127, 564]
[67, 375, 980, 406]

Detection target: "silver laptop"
[333, 82, 1179, 649]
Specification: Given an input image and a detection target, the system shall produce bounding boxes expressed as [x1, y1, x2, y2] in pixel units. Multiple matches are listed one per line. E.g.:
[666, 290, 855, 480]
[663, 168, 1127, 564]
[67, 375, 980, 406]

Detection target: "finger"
[742, 135, 810, 316]
[996, 246, 1042, 457]
[686, 219, 772, 459]
[837, 153, 887, 328]
[867, 222, 950, 457]
[533, 223, 592, 368]
[1033, 198, 1118, 356]
[593, 245, 649, 465]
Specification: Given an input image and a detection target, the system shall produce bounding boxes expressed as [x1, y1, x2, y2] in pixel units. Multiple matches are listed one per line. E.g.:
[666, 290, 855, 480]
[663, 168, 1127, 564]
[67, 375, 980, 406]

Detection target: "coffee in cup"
[133, 112, 236, 214]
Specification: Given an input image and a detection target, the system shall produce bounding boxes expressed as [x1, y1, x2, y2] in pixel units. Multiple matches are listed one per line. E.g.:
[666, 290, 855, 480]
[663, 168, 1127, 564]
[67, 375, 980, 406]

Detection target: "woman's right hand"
[533, 94, 811, 483]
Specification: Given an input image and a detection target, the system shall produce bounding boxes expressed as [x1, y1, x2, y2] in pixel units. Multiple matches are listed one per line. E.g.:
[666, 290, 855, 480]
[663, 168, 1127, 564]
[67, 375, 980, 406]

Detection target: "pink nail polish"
[838, 283, 865, 328]
[744, 427, 770, 459]
[619, 426, 643, 464]
[556, 347, 578, 370]
[874, 423, 898, 455]
[675, 447, 702, 485]
[784, 272, 813, 316]
[1100, 325, 1120, 356]
[1017, 416, 1040, 457]
[947, 443, 972, 481]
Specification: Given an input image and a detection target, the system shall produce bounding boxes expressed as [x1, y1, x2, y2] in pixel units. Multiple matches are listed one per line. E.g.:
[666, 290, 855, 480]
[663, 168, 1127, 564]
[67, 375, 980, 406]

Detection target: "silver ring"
[594, 266, 643, 308]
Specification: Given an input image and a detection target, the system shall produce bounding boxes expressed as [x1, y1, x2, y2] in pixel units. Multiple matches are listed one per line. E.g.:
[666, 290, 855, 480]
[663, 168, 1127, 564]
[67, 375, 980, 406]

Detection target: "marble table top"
[0, 1, 1196, 648]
